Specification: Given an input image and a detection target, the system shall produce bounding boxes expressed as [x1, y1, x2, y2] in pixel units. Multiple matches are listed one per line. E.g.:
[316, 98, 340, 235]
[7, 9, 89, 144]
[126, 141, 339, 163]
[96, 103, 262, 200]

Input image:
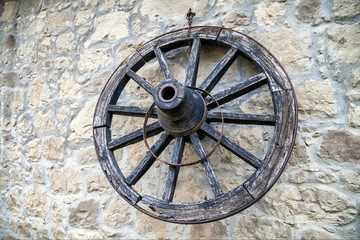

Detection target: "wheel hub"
[153, 80, 207, 137]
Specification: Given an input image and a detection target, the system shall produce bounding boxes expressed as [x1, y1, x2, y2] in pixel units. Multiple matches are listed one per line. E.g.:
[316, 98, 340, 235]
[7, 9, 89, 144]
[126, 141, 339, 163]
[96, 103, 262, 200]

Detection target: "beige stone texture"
[14, 114, 33, 137]
[56, 32, 76, 54]
[69, 100, 97, 141]
[333, 0, 360, 19]
[264, 186, 357, 225]
[57, 106, 70, 121]
[189, 221, 227, 239]
[0, 1, 18, 22]
[18, 41, 36, 62]
[116, 42, 142, 61]
[2, 142, 21, 165]
[54, 57, 71, 69]
[0, 167, 8, 190]
[68, 229, 104, 240]
[320, 130, 360, 163]
[240, 89, 274, 115]
[234, 216, 292, 239]
[85, 11, 130, 47]
[251, 30, 310, 72]
[24, 187, 48, 219]
[329, 25, 360, 64]
[255, 2, 285, 26]
[85, 173, 111, 193]
[78, 146, 98, 164]
[140, 0, 208, 22]
[51, 168, 81, 194]
[301, 228, 335, 240]
[38, 37, 52, 58]
[52, 227, 65, 240]
[6, 89, 23, 114]
[43, 136, 65, 162]
[75, 9, 94, 26]
[295, 0, 321, 22]
[77, 49, 112, 74]
[6, 192, 20, 213]
[34, 110, 57, 134]
[24, 139, 41, 161]
[342, 171, 360, 193]
[288, 171, 306, 183]
[104, 200, 132, 228]
[83, 71, 111, 96]
[28, 75, 52, 109]
[296, 80, 336, 120]
[0, 72, 17, 88]
[52, 201, 63, 222]
[348, 103, 360, 127]
[69, 199, 99, 229]
[18, 221, 32, 238]
[59, 72, 82, 102]
[33, 164, 44, 184]
[47, 11, 73, 33]
[223, 11, 250, 28]
[315, 172, 337, 184]
[136, 212, 168, 239]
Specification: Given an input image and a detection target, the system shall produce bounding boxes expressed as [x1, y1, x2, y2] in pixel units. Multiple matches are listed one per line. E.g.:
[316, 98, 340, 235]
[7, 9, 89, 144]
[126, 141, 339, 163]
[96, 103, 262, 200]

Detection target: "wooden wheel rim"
[93, 26, 298, 224]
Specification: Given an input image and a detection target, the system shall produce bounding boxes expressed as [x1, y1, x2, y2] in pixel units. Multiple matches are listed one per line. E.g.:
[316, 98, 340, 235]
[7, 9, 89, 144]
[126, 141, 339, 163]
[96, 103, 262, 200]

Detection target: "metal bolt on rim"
[93, 26, 298, 224]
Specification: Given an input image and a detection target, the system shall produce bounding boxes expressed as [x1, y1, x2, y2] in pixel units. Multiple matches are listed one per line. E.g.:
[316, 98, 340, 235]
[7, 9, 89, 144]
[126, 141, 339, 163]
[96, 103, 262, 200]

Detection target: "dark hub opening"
[160, 85, 177, 102]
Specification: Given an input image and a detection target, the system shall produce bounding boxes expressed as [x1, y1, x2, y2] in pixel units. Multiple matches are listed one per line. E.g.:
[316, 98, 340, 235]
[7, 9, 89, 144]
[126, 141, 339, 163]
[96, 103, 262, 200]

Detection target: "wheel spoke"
[108, 121, 163, 151]
[207, 73, 268, 110]
[189, 133, 223, 197]
[185, 38, 201, 87]
[154, 46, 174, 80]
[126, 133, 173, 185]
[127, 69, 156, 95]
[207, 112, 276, 126]
[162, 137, 185, 202]
[199, 46, 238, 93]
[107, 105, 158, 118]
[200, 122, 262, 168]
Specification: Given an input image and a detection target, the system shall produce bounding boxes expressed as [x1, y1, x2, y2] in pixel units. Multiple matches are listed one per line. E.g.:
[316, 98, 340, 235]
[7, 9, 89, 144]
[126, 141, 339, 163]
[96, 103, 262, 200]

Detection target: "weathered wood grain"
[199, 46, 238, 94]
[206, 111, 276, 125]
[162, 137, 185, 202]
[190, 133, 223, 197]
[185, 38, 201, 87]
[108, 121, 163, 151]
[126, 133, 173, 186]
[107, 105, 158, 118]
[206, 72, 268, 110]
[200, 122, 262, 168]
[127, 69, 156, 95]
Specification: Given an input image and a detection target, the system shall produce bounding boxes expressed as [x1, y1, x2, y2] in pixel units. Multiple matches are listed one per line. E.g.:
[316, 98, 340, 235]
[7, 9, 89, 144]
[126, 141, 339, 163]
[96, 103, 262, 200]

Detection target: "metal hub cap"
[154, 81, 207, 137]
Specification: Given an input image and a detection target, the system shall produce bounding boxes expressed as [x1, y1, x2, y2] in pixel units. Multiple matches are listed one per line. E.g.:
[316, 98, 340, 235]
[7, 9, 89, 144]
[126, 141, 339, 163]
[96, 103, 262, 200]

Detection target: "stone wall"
[0, 0, 359, 239]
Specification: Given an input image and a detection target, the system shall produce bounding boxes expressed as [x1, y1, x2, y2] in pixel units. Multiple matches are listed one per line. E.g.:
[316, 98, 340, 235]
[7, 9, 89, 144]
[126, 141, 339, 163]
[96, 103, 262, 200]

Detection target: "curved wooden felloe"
[93, 26, 297, 224]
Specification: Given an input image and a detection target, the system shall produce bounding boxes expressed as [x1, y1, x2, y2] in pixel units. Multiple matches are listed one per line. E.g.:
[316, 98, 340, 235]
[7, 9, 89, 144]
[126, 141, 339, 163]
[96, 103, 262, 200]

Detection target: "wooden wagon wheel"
[93, 26, 297, 224]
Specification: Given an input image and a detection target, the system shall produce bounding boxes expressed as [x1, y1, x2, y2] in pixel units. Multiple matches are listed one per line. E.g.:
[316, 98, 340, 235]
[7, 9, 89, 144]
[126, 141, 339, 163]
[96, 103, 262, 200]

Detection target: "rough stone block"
[77, 49, 112, 74]
[43, 136, 65, 162]
[84, 11, 130, 47]
[69, 199, 99, 229]
[104, 201, 131, 228]
[255, 2, 285, 26]
[296, 80, 336, 120]
[251, 30, 310, 73]
[51, 168, 81, 194]
[333, 0, 360, 19]
[320, 130, 360, 163]
[24, 187, 48, 219]
[0, 1, 18, 23]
